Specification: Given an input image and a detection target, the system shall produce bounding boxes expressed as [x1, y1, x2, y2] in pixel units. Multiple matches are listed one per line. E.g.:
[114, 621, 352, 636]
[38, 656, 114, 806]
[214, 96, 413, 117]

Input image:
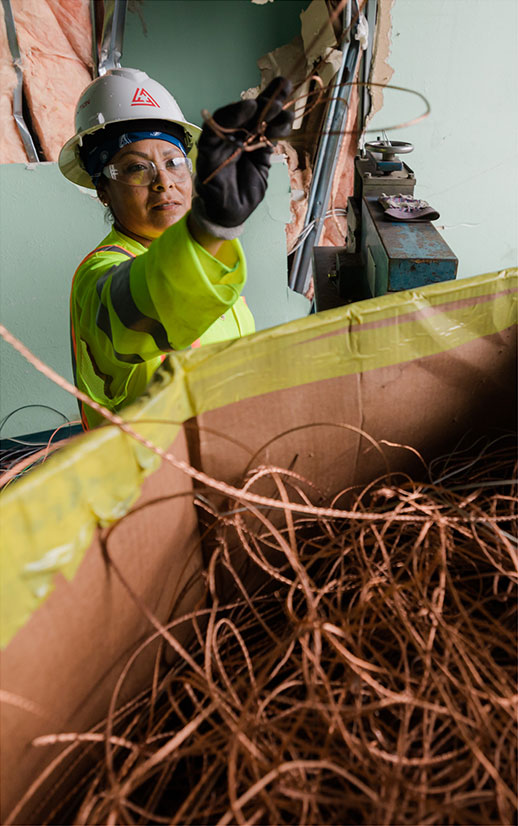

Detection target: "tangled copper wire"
[199, 75, 432, 188]
[19, 430, 517, 826]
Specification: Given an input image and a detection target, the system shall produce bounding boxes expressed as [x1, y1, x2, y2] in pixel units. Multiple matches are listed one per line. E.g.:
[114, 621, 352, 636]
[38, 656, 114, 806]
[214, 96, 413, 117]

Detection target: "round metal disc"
[365, 141, 414, 156]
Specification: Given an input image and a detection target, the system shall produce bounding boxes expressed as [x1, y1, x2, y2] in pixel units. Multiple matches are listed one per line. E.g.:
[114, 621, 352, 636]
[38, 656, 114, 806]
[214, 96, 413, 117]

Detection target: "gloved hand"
[191, 77, 294, 239]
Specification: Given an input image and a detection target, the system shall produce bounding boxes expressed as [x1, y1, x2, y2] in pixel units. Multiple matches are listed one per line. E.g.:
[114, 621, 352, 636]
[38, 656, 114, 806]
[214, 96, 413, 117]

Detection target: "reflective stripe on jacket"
[70, 213, 255, 429]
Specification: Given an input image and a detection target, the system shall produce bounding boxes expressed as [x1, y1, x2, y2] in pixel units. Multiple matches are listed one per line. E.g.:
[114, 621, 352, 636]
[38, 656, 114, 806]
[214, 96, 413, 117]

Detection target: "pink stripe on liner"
[302, 288, 517, 346]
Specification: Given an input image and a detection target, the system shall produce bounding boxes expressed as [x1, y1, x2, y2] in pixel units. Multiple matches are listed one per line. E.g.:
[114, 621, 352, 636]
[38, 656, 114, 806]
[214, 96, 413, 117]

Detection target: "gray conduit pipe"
[98, 0, 127, 76]
[289, 2, 364, 295]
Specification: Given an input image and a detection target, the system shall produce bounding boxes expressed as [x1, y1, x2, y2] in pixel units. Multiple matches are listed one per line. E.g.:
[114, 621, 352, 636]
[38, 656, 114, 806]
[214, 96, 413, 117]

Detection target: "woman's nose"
[151, 167, 174, 191]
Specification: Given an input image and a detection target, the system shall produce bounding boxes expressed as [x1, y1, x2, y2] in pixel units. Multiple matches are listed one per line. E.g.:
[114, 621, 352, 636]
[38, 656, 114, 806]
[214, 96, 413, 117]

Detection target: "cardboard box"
[1, 269, 516, 822]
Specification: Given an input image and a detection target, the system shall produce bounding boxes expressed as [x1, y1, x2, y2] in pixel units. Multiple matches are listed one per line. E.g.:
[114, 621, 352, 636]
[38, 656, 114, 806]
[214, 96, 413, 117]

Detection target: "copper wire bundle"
[22, 431, 518, 825]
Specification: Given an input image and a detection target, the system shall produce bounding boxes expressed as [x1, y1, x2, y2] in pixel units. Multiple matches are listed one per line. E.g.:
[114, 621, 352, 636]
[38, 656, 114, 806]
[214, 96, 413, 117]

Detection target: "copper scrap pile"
[37, 433, 518, 825]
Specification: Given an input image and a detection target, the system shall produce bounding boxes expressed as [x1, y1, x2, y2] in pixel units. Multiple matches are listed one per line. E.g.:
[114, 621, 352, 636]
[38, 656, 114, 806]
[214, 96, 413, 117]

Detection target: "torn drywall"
[244, 0, 364, 259]
[0, 0, 93, 163]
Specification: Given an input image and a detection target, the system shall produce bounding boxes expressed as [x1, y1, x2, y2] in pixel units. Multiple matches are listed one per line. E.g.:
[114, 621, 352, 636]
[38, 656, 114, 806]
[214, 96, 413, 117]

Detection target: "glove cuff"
[190, 197, 244, 241]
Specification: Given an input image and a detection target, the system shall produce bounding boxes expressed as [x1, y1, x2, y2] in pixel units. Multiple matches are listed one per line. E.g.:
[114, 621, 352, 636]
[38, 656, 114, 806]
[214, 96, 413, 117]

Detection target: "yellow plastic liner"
[1, 268, 516, 647]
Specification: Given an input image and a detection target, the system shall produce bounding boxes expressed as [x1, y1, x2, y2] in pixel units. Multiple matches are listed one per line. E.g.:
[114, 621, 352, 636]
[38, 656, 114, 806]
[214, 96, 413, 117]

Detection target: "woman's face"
[98, 139, 193, 247]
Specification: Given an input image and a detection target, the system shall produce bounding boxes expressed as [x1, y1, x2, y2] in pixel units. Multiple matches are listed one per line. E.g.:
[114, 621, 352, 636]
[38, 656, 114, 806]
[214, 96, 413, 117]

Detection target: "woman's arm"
[73, 215, 247, 361]
[187, 212, 223, 258]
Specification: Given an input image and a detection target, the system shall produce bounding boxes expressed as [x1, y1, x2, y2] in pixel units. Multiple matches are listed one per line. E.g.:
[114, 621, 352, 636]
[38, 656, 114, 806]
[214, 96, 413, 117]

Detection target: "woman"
[59, 68, 292, 428]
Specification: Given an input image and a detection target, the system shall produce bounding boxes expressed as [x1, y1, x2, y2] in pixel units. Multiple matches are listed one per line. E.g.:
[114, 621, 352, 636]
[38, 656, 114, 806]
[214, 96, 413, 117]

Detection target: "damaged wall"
[0, 0, 93, 163]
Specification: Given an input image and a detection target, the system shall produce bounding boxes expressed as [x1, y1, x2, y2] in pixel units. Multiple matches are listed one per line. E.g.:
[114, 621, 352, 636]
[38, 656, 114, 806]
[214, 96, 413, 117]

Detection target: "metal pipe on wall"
[97, 0, 127, 76]
[289, 1, 375, 296]
[358, 0, 378, 141]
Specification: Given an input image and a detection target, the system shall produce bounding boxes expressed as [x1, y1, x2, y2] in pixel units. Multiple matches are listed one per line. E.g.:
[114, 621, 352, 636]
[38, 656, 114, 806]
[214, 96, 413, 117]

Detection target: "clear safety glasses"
[102, 156, 193, 187]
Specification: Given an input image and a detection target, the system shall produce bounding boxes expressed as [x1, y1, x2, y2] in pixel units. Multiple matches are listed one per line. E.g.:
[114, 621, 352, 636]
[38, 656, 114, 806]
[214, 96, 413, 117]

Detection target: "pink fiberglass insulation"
[7, 0, 93, 162]
[45, 0, 93, 67]
[276, 82, 359, 258]
[276, 140, 313, 256]
[0, 4, 29, 164]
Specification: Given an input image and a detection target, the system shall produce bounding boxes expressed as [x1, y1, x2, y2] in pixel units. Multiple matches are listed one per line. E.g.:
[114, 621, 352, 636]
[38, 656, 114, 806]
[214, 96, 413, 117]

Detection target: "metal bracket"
[97, 0, 127, 76]
[1, 0, 39, 162]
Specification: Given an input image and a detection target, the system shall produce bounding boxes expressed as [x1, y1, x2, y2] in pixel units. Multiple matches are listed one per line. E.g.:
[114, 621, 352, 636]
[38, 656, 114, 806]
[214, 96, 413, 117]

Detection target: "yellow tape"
[1, 269, 516, 647]
[141, 268, 517, 421]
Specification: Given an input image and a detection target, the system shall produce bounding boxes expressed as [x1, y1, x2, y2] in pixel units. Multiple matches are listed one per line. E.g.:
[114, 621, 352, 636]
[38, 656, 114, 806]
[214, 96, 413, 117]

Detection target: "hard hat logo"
[58, 67, 201, 189]
[131, 88, 160, 107]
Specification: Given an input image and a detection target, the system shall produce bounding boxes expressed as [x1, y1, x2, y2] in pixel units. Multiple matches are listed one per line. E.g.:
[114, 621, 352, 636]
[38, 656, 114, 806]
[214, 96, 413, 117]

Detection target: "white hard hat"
[59, 67, 201, 189]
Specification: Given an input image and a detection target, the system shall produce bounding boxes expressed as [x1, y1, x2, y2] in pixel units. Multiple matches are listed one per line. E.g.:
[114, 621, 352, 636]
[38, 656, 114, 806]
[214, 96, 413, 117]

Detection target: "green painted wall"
[0, 164, 104, 438]
[368, 0, 517, 277]
[0, 0, 310, 439]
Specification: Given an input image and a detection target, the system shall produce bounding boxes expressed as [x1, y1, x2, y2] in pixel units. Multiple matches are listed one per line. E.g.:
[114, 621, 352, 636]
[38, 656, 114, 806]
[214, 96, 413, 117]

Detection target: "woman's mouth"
[152, 201, 181, 211]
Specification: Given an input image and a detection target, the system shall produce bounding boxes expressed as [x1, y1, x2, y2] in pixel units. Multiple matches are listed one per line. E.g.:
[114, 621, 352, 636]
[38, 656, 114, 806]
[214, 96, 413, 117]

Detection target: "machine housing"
[313, 143, 458, 311]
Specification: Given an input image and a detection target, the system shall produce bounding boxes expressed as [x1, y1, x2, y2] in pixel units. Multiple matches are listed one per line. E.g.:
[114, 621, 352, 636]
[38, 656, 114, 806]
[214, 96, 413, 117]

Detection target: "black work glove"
[191, 77, 294, 239]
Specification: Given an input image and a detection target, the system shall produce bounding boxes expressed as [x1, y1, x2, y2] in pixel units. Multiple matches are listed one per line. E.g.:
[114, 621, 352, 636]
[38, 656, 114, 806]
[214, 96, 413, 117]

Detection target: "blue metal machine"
[313, 141, 458, 311]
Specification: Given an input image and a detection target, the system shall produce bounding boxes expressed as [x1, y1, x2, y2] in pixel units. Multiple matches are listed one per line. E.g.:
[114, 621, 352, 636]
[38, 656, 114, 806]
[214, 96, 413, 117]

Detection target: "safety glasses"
[102, 156, 193, 187]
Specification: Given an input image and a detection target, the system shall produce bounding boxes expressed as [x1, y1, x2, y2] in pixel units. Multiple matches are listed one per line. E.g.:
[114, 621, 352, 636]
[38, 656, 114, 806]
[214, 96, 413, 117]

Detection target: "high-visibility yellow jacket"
[70, 213, 255, 429]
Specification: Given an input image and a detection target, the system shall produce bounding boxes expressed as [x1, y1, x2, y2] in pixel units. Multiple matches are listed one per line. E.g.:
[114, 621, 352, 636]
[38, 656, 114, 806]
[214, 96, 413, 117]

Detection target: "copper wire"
[8, 429, 516, 826]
